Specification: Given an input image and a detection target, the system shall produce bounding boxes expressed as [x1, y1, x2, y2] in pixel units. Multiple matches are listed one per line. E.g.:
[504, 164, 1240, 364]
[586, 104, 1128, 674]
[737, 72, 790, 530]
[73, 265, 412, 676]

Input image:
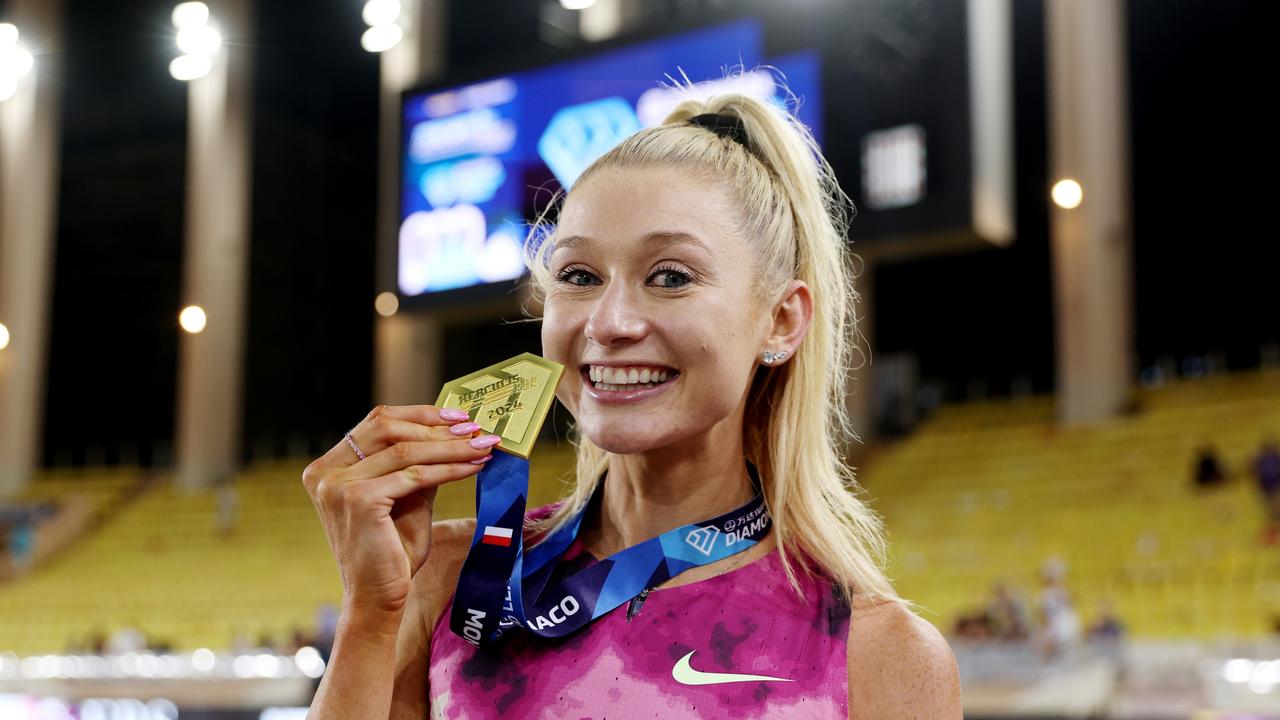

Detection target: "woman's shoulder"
[845, 596, 963, 719]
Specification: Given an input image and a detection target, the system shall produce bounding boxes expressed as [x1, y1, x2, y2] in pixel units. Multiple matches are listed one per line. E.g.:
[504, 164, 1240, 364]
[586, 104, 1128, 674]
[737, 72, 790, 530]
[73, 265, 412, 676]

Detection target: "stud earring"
[761, 349, 788, 365]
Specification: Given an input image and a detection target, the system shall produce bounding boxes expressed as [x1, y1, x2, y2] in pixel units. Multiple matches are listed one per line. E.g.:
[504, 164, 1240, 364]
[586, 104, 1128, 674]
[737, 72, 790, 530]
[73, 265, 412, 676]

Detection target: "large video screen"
[397, 19, 821, 301]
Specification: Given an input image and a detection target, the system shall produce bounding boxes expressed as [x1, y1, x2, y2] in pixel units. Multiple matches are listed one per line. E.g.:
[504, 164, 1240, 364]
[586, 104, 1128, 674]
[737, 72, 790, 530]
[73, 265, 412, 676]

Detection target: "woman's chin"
[583, 427, 664, 455]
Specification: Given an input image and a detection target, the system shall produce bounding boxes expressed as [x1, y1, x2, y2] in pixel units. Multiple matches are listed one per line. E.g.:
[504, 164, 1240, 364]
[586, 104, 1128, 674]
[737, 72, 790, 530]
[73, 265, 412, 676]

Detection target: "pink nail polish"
[440, 408, 470, 421]
[449, 422, 482, 436]
[469, 434, 501, 450]
[469, 455, 492, 465]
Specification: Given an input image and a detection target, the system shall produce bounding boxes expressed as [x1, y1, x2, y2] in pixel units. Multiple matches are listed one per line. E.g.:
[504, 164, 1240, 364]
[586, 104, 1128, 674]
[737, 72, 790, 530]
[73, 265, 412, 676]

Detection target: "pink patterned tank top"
[427, 502, 852, 719]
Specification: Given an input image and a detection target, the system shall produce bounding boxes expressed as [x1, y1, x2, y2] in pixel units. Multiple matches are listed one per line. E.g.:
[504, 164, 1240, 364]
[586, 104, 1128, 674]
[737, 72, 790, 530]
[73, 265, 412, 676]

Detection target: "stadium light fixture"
[362, 0, 401, 26]
[169, 2, 220, 81]
[172, 2, 210, 30]
[1051, 178, 1083, 209]
[560, 0, 598, 9]
[360, 0, 403, 53]
[0, 23, 36, 103]
[179, 305, 207, 333]
[374, 291, 399, 317]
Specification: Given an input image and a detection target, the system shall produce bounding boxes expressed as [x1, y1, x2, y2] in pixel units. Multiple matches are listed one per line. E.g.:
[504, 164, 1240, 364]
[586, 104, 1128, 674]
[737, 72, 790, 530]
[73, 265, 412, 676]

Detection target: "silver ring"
[344, 432, 367, 460]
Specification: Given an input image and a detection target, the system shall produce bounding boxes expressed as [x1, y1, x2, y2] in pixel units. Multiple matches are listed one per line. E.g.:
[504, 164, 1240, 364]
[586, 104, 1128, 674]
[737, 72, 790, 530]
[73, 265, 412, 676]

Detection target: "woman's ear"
[762, 280, 812, 365]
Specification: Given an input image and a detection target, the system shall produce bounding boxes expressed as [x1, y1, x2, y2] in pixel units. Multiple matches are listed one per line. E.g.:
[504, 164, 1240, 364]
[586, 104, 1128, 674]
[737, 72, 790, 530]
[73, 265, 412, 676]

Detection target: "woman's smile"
[579, 364, 681, 404]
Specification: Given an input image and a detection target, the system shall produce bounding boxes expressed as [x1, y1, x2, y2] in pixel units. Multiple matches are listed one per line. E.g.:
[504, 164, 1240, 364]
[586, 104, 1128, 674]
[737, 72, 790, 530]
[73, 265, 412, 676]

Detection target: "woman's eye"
[555, 267, 598, 286]
[554, 265, 692, 289]
[651, 267, 693, 288]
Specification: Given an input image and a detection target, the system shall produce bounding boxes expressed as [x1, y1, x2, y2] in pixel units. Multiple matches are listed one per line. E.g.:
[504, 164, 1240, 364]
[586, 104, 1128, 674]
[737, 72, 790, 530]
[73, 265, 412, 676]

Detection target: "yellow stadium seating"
[864, 369, 1280, 639]
[0, 445, 579, 655]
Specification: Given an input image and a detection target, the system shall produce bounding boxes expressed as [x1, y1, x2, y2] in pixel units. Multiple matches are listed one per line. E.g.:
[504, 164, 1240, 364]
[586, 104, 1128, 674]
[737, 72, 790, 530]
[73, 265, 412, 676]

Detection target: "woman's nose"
[584, 282, 648, 346]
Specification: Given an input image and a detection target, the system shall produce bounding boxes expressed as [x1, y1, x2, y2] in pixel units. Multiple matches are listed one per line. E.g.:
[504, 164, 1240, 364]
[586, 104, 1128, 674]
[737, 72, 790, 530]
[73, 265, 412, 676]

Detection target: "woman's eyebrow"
[553, 232, 712, 255]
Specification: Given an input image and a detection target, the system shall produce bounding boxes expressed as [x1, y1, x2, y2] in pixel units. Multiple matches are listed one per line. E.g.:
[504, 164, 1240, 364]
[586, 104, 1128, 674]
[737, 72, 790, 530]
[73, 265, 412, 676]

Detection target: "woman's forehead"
[552, 231, 714, 259]
[554, 167, 740, 256]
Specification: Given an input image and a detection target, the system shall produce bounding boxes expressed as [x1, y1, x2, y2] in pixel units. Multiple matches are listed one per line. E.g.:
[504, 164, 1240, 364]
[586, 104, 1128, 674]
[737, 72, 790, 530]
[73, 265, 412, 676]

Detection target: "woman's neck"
[581, 435, 756, 558]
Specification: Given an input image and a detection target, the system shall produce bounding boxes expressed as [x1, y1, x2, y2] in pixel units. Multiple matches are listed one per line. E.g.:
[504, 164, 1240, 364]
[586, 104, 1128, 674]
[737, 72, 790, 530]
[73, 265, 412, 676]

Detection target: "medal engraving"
[435, 352, 564, 459]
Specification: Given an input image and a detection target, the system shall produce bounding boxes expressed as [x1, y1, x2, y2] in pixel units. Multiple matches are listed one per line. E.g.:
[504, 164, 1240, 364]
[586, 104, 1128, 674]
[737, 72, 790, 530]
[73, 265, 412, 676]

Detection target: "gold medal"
[434, 352, 565, 459]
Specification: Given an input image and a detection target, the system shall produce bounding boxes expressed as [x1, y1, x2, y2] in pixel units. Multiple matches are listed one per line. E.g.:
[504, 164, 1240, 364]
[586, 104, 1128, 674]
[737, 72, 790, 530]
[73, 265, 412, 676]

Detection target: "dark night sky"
[17, 0, 1275, 467]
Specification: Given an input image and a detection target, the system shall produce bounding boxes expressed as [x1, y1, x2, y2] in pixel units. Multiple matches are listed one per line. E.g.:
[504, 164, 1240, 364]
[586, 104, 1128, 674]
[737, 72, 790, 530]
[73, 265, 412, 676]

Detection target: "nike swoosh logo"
[671, 650, 793, 686]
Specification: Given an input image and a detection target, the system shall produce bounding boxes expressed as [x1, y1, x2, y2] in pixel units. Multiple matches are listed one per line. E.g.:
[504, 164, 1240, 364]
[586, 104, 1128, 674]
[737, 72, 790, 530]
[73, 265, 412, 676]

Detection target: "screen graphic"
[398, 20, 821, 300]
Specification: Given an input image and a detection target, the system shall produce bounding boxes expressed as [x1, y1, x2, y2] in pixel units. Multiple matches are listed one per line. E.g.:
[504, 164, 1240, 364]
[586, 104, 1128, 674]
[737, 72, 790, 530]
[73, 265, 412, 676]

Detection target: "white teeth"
[587, 365, 676, 390]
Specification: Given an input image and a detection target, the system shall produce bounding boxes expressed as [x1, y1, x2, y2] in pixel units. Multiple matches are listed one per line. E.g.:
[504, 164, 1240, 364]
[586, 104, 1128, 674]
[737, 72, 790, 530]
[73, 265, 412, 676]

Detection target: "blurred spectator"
[106, 624, 147, 654]
[1192, 443, 1229, 489]
[308, 603, 340, 703]
[952, 611, 993, 640]
[285, 625, 310, 654]
[315, 602, 338, 659]
[257, 631, 277, 652]
[1035, 556, 1081, 661]
[90, 628, 108, 654]
[985, 581, 1032, 641]
[1086, 598, 1125, 642]
[7, 520, 35, 575]
[214, 475, 239, 537]
[1250, 435, 1280, 544]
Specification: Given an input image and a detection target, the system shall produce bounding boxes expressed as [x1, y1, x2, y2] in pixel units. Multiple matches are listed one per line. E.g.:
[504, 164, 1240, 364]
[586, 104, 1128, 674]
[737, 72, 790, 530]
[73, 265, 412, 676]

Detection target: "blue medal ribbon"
[450, 451, 771, 650]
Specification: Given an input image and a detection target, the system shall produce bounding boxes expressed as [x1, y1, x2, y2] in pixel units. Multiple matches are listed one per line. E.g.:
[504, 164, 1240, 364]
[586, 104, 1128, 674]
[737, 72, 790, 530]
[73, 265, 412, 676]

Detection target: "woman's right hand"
[301, 404, 502, 617]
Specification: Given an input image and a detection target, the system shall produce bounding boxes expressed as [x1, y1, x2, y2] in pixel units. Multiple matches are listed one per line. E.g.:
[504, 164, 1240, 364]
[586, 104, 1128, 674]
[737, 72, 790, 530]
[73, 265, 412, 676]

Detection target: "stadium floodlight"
[179, 305, 207, 333]
[374, 291, 399, 317]
[172, 2, 210, 31]
[170, 2, 219, 81]
[360, 0, 403, 53]
[361, 22, 403, 53]
[169, 53, 212, 81]
[1051, 178, 1083, 209]
[177, 26, 221, 55]
[0, 23, 35, 103]
[362, 0, 401, 27]
[559, 0, 597, 9]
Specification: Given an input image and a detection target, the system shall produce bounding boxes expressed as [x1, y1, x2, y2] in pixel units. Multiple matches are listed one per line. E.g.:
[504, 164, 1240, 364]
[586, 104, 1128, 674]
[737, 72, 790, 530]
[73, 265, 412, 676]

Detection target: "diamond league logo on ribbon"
[684, 525, 720, 556]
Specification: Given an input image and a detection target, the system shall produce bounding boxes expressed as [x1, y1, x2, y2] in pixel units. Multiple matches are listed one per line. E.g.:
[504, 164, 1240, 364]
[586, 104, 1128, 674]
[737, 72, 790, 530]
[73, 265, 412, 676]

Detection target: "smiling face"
[541, 165, 772, 455]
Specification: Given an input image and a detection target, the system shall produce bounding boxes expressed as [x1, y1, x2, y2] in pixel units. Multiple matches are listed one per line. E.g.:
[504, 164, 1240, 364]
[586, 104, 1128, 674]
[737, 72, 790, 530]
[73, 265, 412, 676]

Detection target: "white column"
[174, 0, 254, 490]
[373, 0, 448, 408]
[1045, 0, 1135, 425]
[0, 0, 63, 496]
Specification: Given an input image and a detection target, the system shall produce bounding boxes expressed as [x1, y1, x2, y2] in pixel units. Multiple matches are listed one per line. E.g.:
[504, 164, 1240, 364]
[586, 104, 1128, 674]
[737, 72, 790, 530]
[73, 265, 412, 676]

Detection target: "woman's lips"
[580, 366, 679, 404]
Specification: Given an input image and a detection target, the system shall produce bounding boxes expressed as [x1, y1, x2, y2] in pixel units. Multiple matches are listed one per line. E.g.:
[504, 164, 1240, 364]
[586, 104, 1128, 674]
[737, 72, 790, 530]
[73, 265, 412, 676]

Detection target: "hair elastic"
[687, 113, 752, 152]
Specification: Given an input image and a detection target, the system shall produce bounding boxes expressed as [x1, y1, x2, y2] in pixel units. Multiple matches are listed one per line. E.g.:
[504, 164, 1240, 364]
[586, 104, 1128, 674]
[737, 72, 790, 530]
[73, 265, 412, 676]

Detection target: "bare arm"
[306, 519, 475, 720]
[847, 599, 964, 720]
[298, 403, 493, 720]
[307, 601, 405, 719]
[389, 519, 475, 720]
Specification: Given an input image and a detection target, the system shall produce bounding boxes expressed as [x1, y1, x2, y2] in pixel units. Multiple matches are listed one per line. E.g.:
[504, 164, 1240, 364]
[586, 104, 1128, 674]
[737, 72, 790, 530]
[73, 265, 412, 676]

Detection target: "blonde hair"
[518, 78, 907, 610]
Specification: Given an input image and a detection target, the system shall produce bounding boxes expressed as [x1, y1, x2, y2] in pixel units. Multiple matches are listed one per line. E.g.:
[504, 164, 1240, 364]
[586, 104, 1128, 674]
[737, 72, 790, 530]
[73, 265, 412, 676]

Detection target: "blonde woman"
[303, 88, 962, 719]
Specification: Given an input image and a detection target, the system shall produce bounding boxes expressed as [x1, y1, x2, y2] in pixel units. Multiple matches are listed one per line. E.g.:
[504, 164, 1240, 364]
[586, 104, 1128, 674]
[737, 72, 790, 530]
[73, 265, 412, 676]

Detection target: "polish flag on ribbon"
[481, 525, 513, 547]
